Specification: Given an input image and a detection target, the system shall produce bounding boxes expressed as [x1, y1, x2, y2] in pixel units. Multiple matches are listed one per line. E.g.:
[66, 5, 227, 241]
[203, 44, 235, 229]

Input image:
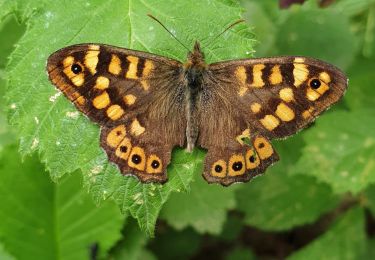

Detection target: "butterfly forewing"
[47, 44, 186, 183]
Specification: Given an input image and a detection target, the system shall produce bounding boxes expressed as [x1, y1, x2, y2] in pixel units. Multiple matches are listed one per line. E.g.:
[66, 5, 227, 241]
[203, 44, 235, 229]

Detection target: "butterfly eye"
[232, 161, 243, 171]
[119, 146, 128, 153]
[215, 165, 223, 173]
[132, 154, 142, 164]
[310, 79, 321, 89]
[249, 155, 256, 163]
[151, 160, 160, 169]
[71, 63, 82, 74]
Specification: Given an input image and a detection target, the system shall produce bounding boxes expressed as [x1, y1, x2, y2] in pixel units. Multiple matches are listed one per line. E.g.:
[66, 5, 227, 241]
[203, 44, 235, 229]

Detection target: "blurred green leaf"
[236, 172, 339, 231]
[149, 227, 202, 260]
[4, 0, 254, 236]
[225, 247, 256, 260]
[364, 184, 375, 215]
[160, 172, 237, 235]
[0, 243, 14, 260]
[335, 0, 375, 17]
[275, 1, 357, 69]
[0, 145, 123, 260]
[288, 207, 366, 260]
[293, 110, 375, 195]
[345, 56, 375, 109]
[110, 219, 148, 260]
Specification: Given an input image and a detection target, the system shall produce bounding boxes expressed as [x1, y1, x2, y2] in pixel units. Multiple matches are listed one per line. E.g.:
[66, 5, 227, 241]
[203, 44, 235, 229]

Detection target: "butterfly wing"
[199, 56, 347, 186]
[47, 44, 186, 183]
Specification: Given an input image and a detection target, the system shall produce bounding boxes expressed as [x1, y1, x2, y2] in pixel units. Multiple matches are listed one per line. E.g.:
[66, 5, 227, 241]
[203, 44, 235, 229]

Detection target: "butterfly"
[46, 33, 347, 186]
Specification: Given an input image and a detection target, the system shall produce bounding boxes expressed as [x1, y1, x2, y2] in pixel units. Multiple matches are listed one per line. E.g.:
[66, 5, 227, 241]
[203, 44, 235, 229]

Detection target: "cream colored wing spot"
[235, 66, 247, 96]
[254, 137, 274, 160]
[141, 80, 150, 91]
[106, 105, 124, 120]
[236, 129, 251, 145]
[211, 160, 227, 178]
[269, 65, 283, 85]
[128, 146, 146, 171]
[250, 64, 266, 88]
[260, 115, 280, 131]
[275, 103, 295, 122]
[294, 57, 305, 63]
[108, 54, 121, 75]
[146, 154, 163, 174]
[106, 125, 126, 148]
[88, 44, 100, 51]
[228, 154, 246, 176]
[142, 60, 154, 77]
[93, 91, 110, 109]
[279, 88, 294, 102]
[126, 56, 139, 79]
[115, 138, 132, 160]
[123, 94, 136, 106]
[84, 50, 99, 75]
[94, 76, 110, 90]
[302, 107, 314, 119]
[250, 102, 262, 113]
[306, 77, 330, 101]
[293, 63, 309, 87]
[63, 56, 84, 87]
[130, 118, 145, 136]
[72, 92, 86, 105]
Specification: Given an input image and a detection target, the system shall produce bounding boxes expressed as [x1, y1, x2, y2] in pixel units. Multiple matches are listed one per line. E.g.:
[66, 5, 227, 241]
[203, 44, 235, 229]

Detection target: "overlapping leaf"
[0, 145, 123, 260]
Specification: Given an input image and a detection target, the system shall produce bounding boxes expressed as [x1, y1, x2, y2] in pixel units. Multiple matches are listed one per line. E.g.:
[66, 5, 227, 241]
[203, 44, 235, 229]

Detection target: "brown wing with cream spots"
[47, 43, 186, 183]
[199, 56, 347, 185]
[208, 56, 348, 139]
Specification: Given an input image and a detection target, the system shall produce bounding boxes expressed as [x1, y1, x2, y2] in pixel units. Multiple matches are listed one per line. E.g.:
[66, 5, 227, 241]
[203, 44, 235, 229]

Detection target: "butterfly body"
[47, 41, 347, 186]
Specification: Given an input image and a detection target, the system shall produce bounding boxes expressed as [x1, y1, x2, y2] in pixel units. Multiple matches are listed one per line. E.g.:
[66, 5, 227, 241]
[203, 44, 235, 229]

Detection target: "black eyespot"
[71, 63, 82, 74]
[151, 160, 160, 169]
[258, 143, 265, 149]
[249, 155, 256, 163]
[120, 146, 127, 153]
[310, 79, 321, 89]
[116, 131, 122, 136]
[131, 154, 141, 164]
[215, 165, 223, 173]
[232, 162, 243, 171]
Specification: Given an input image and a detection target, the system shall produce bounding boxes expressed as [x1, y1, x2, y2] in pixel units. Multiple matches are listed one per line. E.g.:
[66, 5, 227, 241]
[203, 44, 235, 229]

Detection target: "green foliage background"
[0, 0, 374, 259]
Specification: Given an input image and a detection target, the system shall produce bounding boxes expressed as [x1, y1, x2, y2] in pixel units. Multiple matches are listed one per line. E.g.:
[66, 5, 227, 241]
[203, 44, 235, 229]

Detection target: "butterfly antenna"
[147, 14, 190, 52]
[206, 19, 246, 47]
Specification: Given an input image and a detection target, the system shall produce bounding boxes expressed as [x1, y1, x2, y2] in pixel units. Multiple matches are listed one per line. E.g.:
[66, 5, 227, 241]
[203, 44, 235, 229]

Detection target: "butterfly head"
[185, 41, 206, 70]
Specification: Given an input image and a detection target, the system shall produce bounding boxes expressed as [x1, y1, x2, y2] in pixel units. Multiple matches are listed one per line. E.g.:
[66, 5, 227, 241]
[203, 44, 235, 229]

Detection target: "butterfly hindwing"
[47, 44, 186, 183]
[199, 56, 347, 185]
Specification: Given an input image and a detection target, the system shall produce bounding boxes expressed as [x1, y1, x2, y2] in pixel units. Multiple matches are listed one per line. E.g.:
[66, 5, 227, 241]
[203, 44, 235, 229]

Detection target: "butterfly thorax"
[184, 41, 207, 152]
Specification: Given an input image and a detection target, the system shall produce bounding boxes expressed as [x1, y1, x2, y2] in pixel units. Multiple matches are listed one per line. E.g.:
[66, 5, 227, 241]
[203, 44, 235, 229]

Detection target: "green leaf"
[364, 184, 375, 215]
[293, 110, 375, 194]
[160, 171, 237, 235]
[0, 243, 15, 260]
[110, 219, 148, 260]
[148, 227, 202, 260]
[0, 13, 25, 68]
[288, 207, 366, 260]
[0, 145, 124, 260]
[345, 56, 375, 110]
[274, 1, 357, 69]
[236, 172, 339, 231]
[5, 0, 254, 235]
[225, 247, 256, 260]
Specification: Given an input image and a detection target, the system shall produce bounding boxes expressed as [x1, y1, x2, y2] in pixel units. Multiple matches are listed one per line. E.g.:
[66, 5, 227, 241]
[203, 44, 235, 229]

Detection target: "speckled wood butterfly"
[47, 27, 347, 186]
